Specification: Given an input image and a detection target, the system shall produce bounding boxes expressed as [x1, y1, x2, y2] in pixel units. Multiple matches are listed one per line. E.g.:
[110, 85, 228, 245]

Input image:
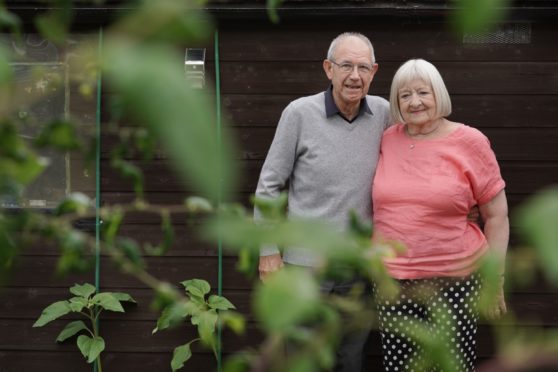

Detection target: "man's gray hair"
[327, 32, 376, 63]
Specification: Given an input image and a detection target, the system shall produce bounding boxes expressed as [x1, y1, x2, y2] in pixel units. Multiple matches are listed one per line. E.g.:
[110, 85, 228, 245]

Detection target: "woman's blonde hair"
[389, 59, 452, 123]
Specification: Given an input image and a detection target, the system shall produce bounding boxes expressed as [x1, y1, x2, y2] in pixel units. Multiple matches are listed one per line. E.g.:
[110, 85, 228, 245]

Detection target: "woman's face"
[398, 79, 438, 126]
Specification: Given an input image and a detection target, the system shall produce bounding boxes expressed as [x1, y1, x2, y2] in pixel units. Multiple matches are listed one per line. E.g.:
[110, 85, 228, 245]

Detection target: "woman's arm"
[479, 189, 509, 318]
[479, 189, 509, 274]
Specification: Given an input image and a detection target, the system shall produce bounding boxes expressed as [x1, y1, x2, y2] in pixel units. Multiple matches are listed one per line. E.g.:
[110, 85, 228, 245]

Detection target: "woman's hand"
[485, 276, 507, 320]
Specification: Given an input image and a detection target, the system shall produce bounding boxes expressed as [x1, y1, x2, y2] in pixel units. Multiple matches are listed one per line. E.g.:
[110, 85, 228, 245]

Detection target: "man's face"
[323, 37, 378, 110]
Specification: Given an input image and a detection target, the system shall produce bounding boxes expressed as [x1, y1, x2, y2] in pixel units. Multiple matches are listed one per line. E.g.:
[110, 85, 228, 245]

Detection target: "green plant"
[32, 283, 136, 372]
[1, 0, 557, 371]
[153, 279, 244, 371]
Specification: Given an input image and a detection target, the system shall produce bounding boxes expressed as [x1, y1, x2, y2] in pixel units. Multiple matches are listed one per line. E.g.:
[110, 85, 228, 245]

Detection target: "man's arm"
[479, 189, 509, 319]
[254, 104, 299, 279]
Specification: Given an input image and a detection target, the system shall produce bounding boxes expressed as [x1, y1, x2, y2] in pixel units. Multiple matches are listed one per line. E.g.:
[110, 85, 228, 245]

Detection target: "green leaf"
[56, 231, 93, 275]
[254, 267, 321, 332]
[452, 0, 507, 34]
[348, 210, 373, 239]
[0, 45, 14, 85]
[252, 193, 288, 220]
[33, 301, 71, 327]
[54, 193, 91, 216]
[77, 335, 105, 363]
[0, 7, 21, 33]
[171, 341, 194, 371]
[104, 41, 238, 202]
[110, 158, 144, 198]
[153, 301, 195, 333]
[223, 353, 252, 372]
[56, 320, 89, 342]
[145, 211, 174, 256]
[91, 293, 124, 312]
[219, 311, 245, 335]
[197, 310, 218, 349]
[68, 296, 88, 312]
[70, 283, 97, 299]
[181, 279, 211, 299]
[111, 292, 136, 304]
[114, 237, 145, 269]
[184, 196, 213, 214]
[0, 140, 47, 185]
[101, 208, 124, 244]
[515, 187, 558, 284]
[266, 0, 284, 23]
[59, 230, 87, 253]
[208, 295, 235, 311]
[35, 4, 72, 45]
[151, 282, 181, 312]
[34, 120, 81, 150]
[111, 0, 212, 44]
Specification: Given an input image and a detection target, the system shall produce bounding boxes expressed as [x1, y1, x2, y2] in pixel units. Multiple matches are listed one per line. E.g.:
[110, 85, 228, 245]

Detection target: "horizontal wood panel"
[100, 156, 558, 196]
[0, 345, 521, 372]
[3, 285, 558, 324]
[218, 22, 558, 62]
[99, 256, 251, 290]
[4, 247, 555, 305]
[224, 94, 558, 128]
[233, 127, 558, 161]
[21, 224, 217, 257]
[0, 351, 89, 372]
[102, 351, 215, 371]
[5, 257, 94, 288]
[0, 317, 536, 360]
[0, 351, 217, 372]
[218, 61, 558, 95]
[101, 190, 532, 221]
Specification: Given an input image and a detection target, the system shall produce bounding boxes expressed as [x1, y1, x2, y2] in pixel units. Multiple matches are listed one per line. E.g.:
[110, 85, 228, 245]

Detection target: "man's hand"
[467, 205, 481, 224]
[259, 253, 284, 282]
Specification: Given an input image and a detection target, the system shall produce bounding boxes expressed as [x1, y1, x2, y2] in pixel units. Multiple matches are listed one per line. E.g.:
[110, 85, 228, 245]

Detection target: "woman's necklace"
[406, 122, 443, 149]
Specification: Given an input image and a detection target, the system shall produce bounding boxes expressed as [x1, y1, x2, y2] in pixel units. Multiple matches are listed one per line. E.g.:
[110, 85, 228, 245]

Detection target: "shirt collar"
[324, 85, 372, 122]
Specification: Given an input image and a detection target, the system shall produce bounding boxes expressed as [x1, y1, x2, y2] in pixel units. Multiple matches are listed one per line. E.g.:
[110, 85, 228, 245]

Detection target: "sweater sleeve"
[254, 102, 300, 256]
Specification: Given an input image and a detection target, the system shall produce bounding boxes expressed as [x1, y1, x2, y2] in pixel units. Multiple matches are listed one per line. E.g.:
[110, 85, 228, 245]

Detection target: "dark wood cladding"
[2, 10, 558, 372]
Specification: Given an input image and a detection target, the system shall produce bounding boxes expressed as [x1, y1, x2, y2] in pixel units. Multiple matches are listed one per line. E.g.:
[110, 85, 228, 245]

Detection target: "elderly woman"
[372, 59, 509, 371]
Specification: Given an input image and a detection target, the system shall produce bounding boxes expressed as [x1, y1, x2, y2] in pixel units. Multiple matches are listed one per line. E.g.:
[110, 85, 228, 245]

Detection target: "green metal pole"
[94, 27, 103, 372]
[214, 28, 223, 372]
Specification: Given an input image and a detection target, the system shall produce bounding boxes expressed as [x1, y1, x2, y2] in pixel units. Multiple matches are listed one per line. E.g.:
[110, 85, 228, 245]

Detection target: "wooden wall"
[1, 12, 558, 372]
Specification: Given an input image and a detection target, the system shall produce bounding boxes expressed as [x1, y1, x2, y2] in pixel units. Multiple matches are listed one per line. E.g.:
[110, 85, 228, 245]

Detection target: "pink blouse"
[372, 123, 505, 279]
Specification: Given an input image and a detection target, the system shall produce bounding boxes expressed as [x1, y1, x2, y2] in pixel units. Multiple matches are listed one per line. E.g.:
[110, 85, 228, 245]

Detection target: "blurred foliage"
[452, 0, 509, 34]
[0, 0, 556, 372]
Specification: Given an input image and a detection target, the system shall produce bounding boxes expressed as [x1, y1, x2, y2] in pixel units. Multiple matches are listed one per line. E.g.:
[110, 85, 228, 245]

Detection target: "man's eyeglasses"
[329, 60, 374, 75]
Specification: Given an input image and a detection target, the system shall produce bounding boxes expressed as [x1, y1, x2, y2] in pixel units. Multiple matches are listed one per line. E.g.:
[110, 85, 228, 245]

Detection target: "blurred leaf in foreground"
[514, 186, 558, 285]
[451, 0, 509, 34]
[103, 40, 238, 202]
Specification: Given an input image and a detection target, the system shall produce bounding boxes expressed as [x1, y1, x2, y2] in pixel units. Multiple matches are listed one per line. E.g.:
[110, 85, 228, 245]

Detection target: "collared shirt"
[324, 85, 372, 123]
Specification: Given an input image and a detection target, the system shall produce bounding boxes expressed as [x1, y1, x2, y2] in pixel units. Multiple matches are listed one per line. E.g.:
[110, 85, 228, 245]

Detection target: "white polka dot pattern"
[375, 274, 481, 371]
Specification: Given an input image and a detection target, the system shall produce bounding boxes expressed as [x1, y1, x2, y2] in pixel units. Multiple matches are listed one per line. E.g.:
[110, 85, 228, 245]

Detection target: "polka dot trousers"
[375, 274, 481, 371]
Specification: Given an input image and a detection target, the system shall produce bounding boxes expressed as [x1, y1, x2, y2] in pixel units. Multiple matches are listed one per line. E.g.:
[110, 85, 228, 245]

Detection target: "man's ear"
[371, 63, 379, 76]
[323, 59, 333, 80]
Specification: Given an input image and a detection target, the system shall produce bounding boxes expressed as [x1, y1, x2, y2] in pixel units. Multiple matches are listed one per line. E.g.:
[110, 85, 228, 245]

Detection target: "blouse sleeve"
[464, 128, 506, 206]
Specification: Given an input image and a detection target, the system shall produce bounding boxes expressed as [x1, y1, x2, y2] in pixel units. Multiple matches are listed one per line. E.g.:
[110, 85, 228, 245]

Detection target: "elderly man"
[254, 32, 390, 371]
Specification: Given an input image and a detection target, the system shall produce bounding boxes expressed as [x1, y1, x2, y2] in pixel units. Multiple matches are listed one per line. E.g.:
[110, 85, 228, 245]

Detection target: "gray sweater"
[255, 91, 390, 266]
